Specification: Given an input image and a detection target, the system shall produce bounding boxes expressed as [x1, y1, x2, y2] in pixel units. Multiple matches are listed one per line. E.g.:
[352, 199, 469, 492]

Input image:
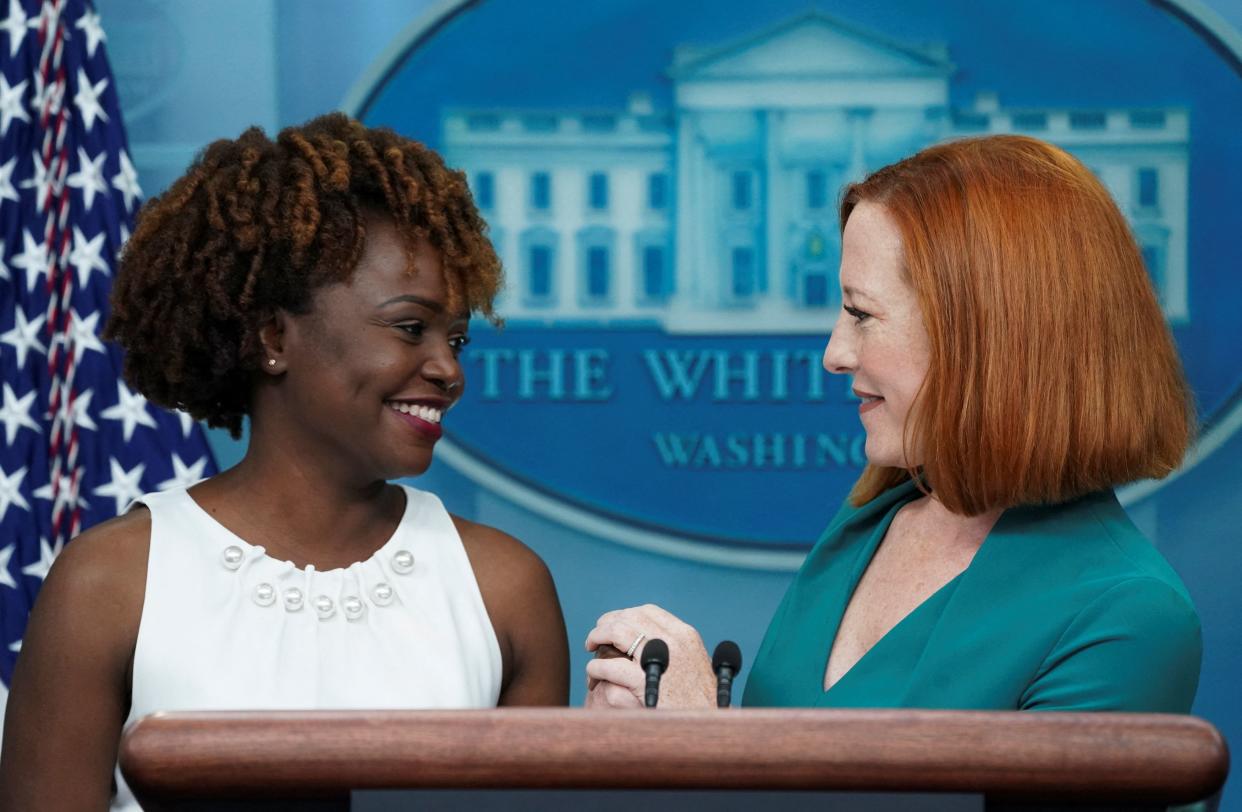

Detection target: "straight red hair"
[841, 135, 1194, 516]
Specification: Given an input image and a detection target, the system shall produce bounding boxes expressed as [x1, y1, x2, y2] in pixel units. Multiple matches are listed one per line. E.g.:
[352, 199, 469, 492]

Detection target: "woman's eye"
[449, 334, 472, 354]
[844, 305, 871, 323]
[397, 323, 425, 338]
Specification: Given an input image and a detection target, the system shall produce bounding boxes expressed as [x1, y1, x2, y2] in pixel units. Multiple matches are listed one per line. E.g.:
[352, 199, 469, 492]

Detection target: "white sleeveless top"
[112, 485, 503, 811]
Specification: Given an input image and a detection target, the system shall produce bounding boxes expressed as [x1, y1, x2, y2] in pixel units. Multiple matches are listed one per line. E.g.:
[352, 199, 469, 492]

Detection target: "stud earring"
[267, 359, 276, 367]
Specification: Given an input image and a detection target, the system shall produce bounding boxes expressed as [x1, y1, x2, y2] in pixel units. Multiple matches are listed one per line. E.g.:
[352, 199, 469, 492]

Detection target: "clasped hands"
[584, 604, 717, 709]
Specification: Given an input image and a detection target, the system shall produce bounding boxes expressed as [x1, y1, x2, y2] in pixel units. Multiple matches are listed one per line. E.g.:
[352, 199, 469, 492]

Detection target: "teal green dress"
[743, 481, 1201, 711]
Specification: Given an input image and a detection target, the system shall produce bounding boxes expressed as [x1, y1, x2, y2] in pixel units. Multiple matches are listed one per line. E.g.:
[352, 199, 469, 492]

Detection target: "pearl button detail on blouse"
[372, 582, 395, 606]
[283, 587, 305, 612]
[253, 582, 276, 607]
[342, 595, 365, 621]
[221, 545, 244, 570]
[314, 595, 336, 620]
[391, 550, 415, 574]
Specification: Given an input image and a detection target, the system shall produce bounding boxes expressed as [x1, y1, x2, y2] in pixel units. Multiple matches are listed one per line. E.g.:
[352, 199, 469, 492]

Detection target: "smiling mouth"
[854, 389, 884, 413]
[386, 401, 443, 424]
[385, 400, 446, 440]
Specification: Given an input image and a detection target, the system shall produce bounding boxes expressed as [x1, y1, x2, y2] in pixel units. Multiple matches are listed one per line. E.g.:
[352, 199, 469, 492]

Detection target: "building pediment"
[670, 11, 952, 80]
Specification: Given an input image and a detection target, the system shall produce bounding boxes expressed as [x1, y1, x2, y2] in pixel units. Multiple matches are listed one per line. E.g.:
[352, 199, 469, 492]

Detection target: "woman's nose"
[823, 322, 855, 375]
[423, 343, 464, 393]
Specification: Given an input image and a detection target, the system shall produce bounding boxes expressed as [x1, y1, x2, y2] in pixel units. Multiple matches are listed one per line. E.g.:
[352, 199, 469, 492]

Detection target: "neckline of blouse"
[177, 484, 420, 576]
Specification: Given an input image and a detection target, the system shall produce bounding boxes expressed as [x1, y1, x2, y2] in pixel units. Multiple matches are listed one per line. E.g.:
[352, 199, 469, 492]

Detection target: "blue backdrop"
[100, 0, 1242, 806]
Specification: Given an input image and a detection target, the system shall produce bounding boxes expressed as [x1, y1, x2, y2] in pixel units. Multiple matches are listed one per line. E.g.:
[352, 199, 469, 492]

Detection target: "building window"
[529, 245, 553, 300]
[531, 172, 551, 211]
[951, 111, 988, 131]
[1130, 111, 1166, 129]
[806, 171, 827, 210]
[521, 228, 558, 306]
[582, 115, 617, 133]
[731, 171, 752, 210]
[465, 114, 501, 132]
[578, 227, 614, 305]
[1070, 111, 1107, 130]
[1136, 168, 1159, 210]
[1141, 244, 1161, 279]
[635, 230, 671, 304]
[1134, 224, 1169, 312]
[1011, 112, 1047, 130]
[804, 274, 829, 307]
[586, 246, 609, 299]
[648, 173, 668, 210]
[473, 172, 494, 210]
[731, 246, 755, 298]
[642, 246, 666, 300]
[522, 114, 558, 133]
[588, 172, 609, 211]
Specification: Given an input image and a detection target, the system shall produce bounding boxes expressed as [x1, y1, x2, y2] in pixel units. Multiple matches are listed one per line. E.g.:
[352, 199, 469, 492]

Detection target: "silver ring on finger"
[625, 632, 647, 660]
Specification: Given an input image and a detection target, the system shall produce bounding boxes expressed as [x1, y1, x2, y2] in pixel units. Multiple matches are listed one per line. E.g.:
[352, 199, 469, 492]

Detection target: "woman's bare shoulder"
[44, 507, 151, 605]
[450, 515, 568, 704]
[451, 515, 550, 582]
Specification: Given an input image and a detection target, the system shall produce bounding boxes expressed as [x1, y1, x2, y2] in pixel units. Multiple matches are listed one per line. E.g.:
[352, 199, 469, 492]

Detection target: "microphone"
[641, 638, 669, 708]
[712, 640, 743, 708]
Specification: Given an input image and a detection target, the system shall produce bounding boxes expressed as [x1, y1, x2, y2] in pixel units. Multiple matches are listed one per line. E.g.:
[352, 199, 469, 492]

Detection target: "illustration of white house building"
[441, 11, 1189, 333]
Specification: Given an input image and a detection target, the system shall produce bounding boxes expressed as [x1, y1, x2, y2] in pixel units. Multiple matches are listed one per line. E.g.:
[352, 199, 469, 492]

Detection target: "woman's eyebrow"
[377, 294, 444, 312]
[842, 285, 876, 303]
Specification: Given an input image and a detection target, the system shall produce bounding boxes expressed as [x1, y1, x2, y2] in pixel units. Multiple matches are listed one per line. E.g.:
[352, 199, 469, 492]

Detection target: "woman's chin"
[380, 453, 435, 481]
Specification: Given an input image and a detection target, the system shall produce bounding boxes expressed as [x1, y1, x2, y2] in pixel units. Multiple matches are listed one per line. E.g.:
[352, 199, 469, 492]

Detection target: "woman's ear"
[258, 313, 288, 375]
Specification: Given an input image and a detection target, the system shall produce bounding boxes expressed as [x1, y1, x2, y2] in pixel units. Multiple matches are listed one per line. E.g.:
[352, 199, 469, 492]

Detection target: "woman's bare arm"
[0, 510, 149, 809]
[455, 517, 569, 706]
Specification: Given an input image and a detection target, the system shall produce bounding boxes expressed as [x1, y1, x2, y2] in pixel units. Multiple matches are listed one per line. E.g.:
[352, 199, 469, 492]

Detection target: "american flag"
[0, 0, 217, 717]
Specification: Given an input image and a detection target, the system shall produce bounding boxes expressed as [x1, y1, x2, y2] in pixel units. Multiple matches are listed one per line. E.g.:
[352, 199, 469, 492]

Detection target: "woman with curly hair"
[0, 113, 569, 810]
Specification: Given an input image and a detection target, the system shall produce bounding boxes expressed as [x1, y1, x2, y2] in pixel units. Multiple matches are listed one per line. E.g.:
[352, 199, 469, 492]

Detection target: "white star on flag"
[33, 472, 88, 516]
[67, 147, 108, 211]
[2, 0, 220, 712]
[0, 543, 16, 589]
[93, 458, 145, 515]
[111, 150, 141, 212]
[101, 380, 156, 442]
[0, 464, 30, 522]
[0, 383, 39, 445]
[29, 68, 57, 116]
[74, 9, 105, 58]
[0, 155, 19, 204]
[158, 453, 209, 491]
[20, 537, 63, 583]
[177, 409, 196, 438]
[63, 309, 107, 363]
[72, 67, 108, 131]
[67, 387, 97, 432]
[69, 225, 109, 285]
[0, 0, 30, 59]
[0, 73, 27, 135]
[9, 229, 48, 292]
[25, 0, 65, 41]
[0, 307, 47, 369]
[19, 151, 51, 213]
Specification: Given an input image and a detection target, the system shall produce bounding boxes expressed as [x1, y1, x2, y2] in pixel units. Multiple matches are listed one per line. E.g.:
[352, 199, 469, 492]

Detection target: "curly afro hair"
[104, 113, 502, 438]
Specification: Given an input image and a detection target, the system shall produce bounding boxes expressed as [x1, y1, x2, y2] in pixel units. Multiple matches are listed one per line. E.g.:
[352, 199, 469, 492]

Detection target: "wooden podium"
[119, 709, 1229, 811]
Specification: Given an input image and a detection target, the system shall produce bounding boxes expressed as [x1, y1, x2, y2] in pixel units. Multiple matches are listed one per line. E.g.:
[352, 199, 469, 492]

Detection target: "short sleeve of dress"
[1020, 577, 1202, 713]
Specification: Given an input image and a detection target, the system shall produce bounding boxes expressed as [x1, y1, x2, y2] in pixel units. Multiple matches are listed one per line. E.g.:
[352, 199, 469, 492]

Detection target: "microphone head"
[712, 640, 742, 673]
[640, 638, 669, 672]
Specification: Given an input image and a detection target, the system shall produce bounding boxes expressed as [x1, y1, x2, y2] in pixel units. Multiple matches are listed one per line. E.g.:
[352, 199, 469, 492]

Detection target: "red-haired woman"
[585, 135, 1200, 712]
